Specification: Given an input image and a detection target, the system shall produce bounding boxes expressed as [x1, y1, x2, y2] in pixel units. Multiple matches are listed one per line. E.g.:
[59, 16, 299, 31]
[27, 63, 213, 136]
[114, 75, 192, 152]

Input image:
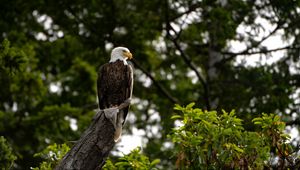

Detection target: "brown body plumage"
[97, 60, 133, 123]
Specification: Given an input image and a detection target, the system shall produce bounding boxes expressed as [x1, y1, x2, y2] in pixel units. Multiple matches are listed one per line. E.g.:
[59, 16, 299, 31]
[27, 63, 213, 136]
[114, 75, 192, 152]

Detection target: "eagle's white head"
[110, 47, 133, 65]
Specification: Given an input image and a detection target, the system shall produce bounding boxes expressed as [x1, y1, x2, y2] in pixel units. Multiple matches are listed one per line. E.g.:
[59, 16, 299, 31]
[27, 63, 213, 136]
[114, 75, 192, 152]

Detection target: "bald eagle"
[97, 47, 133, 142]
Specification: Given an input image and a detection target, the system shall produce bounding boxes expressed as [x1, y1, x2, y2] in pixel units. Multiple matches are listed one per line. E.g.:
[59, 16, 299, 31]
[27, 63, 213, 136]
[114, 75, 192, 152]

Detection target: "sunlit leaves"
[32, 143, 70, 170]
[0, 136, 17, 170]
[253, 113, 285, 131]
[103, 147, 160, 170]
[169, 103, 298, 169]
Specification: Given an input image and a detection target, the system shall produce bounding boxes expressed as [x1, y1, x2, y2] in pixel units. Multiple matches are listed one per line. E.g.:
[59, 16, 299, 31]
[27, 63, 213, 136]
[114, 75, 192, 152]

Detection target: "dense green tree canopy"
[0, 0, 300, 169]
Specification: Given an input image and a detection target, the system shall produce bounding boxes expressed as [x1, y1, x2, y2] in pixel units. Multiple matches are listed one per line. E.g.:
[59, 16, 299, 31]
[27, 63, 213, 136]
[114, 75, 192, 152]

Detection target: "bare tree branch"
[163, 0, 210, 109]
[170, 38, 211, 110]
[221, 45, 294, 56]
[131, 59, 181, 104]
[55, 110, 115, 170]
[66, 6, 99, 35]
[217, 23, 284, 65]
[166, 23, 211, 109]
[56, 100, 132, 169]
[170, 3, 202, 22]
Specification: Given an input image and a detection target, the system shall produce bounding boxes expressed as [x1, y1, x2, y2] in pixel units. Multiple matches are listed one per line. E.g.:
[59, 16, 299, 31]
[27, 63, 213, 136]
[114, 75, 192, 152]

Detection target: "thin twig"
[170, 3, 202, 22]
[167, 23, 211, 110]
[164, 0, 210, 109]
[222, 45, 293, 56]
[217, 23, 284, 65]
[131, 59, 180, 104]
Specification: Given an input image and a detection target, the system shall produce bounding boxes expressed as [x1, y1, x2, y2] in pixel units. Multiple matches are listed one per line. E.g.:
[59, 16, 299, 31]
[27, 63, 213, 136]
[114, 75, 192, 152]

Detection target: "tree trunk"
[55, 110, 115, 170]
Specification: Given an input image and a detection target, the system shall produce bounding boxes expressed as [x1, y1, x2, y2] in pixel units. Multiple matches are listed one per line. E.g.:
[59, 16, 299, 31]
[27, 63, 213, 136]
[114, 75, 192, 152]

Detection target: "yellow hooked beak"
[123, 51, 133, 60]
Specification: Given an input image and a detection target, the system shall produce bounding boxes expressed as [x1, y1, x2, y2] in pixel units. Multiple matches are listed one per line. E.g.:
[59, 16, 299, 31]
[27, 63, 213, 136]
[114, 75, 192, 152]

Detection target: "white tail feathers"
[114, 126, 122, 142]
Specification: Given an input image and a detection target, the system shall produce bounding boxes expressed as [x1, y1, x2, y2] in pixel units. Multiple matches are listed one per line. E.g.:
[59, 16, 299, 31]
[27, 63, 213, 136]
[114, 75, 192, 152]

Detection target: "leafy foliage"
[169, 103, 299, 169]
[4, 102, 299, 169]
[0, 39, 27, 73]
[103, 147, 160, 170]
[32, 143, 70, 170]
[0, 136, 17, 169]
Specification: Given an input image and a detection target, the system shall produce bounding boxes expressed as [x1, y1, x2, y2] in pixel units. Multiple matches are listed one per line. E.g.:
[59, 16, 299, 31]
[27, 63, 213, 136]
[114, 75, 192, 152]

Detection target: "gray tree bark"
[55, 100, 131, 170]
[55, 110, 115, 170]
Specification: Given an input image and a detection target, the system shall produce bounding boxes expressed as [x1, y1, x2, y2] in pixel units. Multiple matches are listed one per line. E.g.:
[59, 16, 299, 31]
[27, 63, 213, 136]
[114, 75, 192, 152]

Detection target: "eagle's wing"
[114, 64, 133, 142]
[97, 64, 105, 110]
[123, 63, 134, 124]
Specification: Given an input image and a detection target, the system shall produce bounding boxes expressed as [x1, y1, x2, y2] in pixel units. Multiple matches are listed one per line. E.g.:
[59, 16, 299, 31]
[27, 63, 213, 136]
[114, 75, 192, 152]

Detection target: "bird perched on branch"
[97, 47, 133, 142]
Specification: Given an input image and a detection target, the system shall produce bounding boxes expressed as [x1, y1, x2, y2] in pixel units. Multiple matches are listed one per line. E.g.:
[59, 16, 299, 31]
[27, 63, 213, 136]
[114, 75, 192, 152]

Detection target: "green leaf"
[223, 128, 232, 135]
[252, 117, 262, 122]
[186, 102, 195, 109]
[234, 146, 244, 153]
[174, 104, 183, 110]
[150, 159, 161, 167]
[280, 134, 291, 140]
[171, 115, 182, 119]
